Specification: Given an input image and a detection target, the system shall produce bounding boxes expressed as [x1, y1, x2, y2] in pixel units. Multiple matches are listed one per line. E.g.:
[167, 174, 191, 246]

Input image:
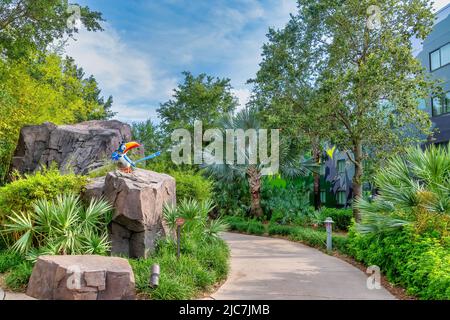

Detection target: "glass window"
[432, 96, 444, 116]
[446, 92, 450, 113]
[337, 191, 346, 205]
[431, 49, 441, 71]
[337, 159, 346, 174]
[320, 190, 326, 203]
[441, 43, 450, 66]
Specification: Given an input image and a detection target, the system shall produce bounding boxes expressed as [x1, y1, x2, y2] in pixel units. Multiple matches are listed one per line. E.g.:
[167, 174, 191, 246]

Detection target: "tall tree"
[249, 9, 332, 210]
[0, 0, 103, 59]
[253, 0, 438, 221]
[157, 71, 239, 137]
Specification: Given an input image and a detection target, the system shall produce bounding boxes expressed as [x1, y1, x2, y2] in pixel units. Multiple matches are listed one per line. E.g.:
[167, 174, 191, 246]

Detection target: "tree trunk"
[352, 140, 363, 222]
[312, 145, 321, 210]
[247, 166, 263, 218]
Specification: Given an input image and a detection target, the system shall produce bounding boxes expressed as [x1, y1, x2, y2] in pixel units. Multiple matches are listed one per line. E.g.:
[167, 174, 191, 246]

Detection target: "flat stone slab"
[212, 232, 396, 300]
[26, 255, 135, 300]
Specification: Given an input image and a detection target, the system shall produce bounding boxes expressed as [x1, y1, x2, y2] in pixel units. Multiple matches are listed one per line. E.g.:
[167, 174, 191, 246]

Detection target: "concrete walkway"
[211, 232, 395, 300]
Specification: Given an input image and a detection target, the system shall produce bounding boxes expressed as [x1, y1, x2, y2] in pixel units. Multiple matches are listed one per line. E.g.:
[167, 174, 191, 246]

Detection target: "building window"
[337, 191, 346, 205]
[320, 190, 326, 203]
[432, 91, 450, 116]
[337, 159, 346, 174]
[430, 43, 450, 71]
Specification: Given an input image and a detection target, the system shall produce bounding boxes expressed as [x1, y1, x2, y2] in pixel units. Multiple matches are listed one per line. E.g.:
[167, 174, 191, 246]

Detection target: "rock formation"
[10, 120, 133, 175]
[26, 255, 135, 300]
[84, 169, 176, 258]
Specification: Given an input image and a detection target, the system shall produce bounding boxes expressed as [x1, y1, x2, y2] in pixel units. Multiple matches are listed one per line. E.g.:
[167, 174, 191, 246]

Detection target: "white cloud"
[65, 24, 177, 122]
[232, 87, 251, 111]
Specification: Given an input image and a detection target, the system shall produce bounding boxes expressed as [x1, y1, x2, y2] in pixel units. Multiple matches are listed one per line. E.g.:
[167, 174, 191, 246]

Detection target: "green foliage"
[0, 1, 104, 59]
[163, 199, 228, 241]
[356, 145, 450, 236]
[157, 71, 238, 137]
[2, 194, 112, 258]
[317, 208, 353, 231]
[348, 224, 450, 299]
[168, 170, 213, 203]
[224, 216, 265, 235]
[212, 178, 250, 216]
[262, 177, 314, 224]
[0, 167, 87, 224]
[131, 119, 163, 153]
[130, 234, 229, 300]
[0, 250, 23, 273]
[4, 261, 33, 292]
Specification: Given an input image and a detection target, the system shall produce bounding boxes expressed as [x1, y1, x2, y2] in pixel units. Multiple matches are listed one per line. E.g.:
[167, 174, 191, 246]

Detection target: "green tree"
[131, 119, 162, 152]
[157, 71, 239, 137]
[254, 0, 438, 221]
[0, 0, 103, 59]
[202, 108, 315, 218]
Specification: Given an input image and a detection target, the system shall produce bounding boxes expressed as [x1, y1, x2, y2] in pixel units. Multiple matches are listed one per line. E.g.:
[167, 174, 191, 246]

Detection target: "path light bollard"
[150, 264, 160, 288]
[324, 217, 334, 252]
[176, 217, 186, 260]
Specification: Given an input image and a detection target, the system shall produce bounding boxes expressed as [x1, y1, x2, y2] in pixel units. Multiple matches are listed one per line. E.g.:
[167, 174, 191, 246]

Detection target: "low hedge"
[318, 207, 353, 231]
[348, 225, 450, 299]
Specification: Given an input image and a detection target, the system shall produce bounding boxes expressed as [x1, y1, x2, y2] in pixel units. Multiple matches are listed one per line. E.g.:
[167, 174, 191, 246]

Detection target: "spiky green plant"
[356, 145, 450, 235]
[2, 194, 112, 257]
[163, 199, 227, 241]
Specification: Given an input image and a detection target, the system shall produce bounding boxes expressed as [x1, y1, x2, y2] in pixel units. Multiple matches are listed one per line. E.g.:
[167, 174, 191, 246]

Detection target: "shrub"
[4, 261, 33, 291]
[2, 194, 112, 258]
[224, 216, 265, 235]
[130, 235, 229, 300]
[262, 177, 313, 224]
[163, 198, 228, 241]
[0, 167, 87, 224]
[348, 224, 450, 299]
[317, 207, 353, 231]
[168, 170, 213, 203]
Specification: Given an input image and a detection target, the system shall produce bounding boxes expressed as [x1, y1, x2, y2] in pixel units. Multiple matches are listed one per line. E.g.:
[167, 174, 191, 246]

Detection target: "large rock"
[10, 120, 133, 175]
[84, 169, 176, 258]
[26, 255, 135, 300]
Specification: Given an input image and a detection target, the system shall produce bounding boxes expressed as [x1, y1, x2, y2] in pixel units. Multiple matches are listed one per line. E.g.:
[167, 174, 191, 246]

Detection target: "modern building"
[319, 4, 450, 207]
[416, 3, 450, 145]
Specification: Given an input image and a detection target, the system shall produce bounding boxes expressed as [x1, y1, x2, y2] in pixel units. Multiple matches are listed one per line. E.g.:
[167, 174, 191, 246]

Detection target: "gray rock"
[26, 255, 135, 300]
[11, 120, 133, 175]
[84, 169, 176, 258]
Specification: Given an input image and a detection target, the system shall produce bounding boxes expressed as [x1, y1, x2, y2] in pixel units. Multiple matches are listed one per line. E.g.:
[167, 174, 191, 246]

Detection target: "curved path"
[211, 232, 395, 300]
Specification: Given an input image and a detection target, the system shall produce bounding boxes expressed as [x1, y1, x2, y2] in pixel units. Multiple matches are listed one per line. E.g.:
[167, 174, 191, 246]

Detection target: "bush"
[317, 207, 353, 231]
[2, 194, 112, 258]
[4, 261, 33, 291]
[0, 167, 87, 224]
[168, 170, 213, 203]
[130, 235, 229, 300]
[224, 216, 265, 235]
[348, 224, 450, 299]
[262, 177, 313, 224]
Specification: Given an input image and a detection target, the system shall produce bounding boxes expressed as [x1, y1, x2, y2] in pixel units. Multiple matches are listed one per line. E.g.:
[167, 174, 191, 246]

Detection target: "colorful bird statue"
[111, 141, 141, 173]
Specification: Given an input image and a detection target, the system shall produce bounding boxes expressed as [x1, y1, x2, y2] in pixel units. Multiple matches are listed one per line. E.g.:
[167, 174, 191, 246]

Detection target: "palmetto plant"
[2, 194, 112, 260]
[356, 145, 450, 235]
[202, 108, 316, 218]
[163, 198, 229, 241]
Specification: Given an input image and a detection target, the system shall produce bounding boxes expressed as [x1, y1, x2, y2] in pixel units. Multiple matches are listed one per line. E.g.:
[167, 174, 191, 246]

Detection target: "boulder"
[26, 255, 135, 300]
[84, 168, 176, 258]
[10, 120, 134, 175]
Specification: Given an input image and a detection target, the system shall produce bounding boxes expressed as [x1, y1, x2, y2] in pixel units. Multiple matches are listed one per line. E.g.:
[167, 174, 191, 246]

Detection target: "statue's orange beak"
[123, 141, 141, 153]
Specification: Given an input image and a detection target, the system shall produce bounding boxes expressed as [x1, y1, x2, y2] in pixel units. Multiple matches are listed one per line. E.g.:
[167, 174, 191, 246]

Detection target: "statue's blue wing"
[111, 151, 120, 161]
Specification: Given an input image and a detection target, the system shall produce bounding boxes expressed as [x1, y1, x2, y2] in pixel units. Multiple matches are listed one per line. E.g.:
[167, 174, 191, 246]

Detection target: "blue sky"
[66, 0, 449, 123]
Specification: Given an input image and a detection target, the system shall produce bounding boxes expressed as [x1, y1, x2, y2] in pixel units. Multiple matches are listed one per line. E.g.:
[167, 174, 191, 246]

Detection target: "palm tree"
[202, 108, 315, 218]
[356, 144, 450, 235]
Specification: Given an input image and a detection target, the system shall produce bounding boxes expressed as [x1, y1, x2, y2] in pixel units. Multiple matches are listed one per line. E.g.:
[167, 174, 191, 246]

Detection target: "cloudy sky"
[67, 0, 450, 123]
